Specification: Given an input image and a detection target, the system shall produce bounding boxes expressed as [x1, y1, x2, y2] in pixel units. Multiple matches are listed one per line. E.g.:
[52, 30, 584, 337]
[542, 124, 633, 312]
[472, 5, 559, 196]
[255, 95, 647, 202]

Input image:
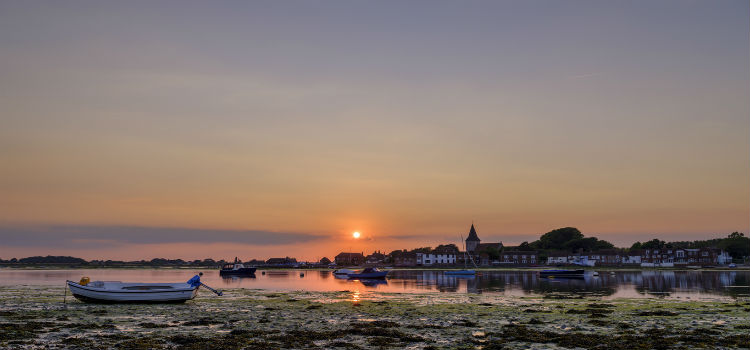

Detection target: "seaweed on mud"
[489, 324, 750, 350]
[138, 322, 172, 328]
[0, 322, 44, 341]
[329, 340, 364, 349]
[67, 322, 117, 329]
[589, 319, 611, 326]
[454, 319, 477, 327]
[169, 332, 280, 350]
[527, 318, 545, 324]
[306, 304, 322, 310]
[587, 303, 615, 308]
[114, 336, 167, 350]
[183, 317, 224, 326]
[636, 310, 678, 316]
[351, 320, 399, 328]
[522, 308, 551, 313]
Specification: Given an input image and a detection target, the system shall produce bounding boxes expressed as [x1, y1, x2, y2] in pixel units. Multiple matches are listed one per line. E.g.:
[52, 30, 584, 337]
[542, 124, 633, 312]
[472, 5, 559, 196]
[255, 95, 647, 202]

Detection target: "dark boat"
[539, 269, 585, 278]
[219, 258, 257, 276]
[347, 267, 389, 279]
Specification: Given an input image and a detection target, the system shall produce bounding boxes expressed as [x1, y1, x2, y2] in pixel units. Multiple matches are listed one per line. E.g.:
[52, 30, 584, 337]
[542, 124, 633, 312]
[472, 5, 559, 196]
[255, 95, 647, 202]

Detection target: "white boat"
[333, 269, 355, 275]
[66, 280, 199, 303]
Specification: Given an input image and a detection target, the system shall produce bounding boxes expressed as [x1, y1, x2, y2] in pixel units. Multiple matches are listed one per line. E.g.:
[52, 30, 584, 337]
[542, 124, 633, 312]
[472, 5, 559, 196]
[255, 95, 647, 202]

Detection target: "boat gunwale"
[66, 281, 196, 294]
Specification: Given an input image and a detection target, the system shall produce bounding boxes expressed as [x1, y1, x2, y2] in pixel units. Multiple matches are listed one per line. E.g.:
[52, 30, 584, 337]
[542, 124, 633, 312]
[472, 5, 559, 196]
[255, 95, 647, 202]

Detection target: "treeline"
[0, 256, 228, 267]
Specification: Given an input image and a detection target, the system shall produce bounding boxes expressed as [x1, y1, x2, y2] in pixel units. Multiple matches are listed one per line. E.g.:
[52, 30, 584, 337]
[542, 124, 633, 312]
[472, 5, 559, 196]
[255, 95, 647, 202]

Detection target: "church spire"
[466, 223, 480, 242]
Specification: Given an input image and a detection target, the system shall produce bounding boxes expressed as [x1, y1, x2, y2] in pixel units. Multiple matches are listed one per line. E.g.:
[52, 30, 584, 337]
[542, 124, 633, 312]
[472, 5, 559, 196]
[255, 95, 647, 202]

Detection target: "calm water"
[1, 268, 748, 300]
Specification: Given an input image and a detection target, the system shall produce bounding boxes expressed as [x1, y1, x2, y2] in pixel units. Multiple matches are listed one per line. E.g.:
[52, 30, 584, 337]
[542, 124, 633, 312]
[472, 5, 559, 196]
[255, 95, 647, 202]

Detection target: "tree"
[410, 247, 432, 254]
[319, 257, 332, 265]
[718, 232, 750, 259]
[518, 241, 534, 251]
[729, 232, 745, 239]
[641, 239, 665, 249]
[536, 227, 584, 249]
[630, 242, 643, 250]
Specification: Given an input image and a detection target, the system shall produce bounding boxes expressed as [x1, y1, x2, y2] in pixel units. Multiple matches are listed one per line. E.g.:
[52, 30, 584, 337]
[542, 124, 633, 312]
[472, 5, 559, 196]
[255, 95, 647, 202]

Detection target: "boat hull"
[67, 281, 198, 303]
[347, 272, 389, 279]
[219, 267, 257, 276]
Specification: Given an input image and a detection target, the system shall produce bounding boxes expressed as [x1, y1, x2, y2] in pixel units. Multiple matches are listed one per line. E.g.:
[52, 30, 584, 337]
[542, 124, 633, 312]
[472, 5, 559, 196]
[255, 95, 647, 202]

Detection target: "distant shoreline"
[1, 265, 747, 271]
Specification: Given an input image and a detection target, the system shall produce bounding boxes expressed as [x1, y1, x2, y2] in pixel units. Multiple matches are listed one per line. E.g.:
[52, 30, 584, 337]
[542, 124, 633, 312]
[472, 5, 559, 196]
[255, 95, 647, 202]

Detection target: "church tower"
[465, 223, 481, 252]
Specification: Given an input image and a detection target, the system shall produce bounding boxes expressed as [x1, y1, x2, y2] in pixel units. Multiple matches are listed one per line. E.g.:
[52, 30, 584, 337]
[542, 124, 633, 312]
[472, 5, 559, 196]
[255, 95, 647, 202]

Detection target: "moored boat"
[219, 258, 257, 276]
[67, 279, 199, 303]
[539, 269, 585, 278]
[333, 269, 356, 275]
[347, 267, 389, 279]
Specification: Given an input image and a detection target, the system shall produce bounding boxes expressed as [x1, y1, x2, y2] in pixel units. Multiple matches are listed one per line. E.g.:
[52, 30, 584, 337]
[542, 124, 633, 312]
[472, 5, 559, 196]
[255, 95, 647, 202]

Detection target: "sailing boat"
[445, 234, 477, 276]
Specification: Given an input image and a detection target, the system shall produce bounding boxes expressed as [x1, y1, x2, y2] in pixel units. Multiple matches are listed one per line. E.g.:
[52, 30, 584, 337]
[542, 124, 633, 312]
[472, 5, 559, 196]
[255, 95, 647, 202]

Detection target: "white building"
[547, 256, 568, 265]
[416, 252, 456, 266]
[621, 254, 641, 265]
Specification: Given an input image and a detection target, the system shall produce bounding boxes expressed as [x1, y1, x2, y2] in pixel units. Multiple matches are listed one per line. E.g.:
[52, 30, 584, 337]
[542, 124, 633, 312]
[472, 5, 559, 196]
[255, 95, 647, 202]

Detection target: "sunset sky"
[1, 1, 748, 261]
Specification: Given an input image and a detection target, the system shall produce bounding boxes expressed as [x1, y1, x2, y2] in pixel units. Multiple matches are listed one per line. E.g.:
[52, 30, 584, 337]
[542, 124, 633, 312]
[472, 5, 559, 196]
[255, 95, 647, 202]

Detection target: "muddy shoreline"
[2, 286, 749, 349]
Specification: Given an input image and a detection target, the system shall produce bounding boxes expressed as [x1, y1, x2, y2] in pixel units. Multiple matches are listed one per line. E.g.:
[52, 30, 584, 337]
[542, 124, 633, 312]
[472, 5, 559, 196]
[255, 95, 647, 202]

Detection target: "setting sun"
[352, 232, 361, 239]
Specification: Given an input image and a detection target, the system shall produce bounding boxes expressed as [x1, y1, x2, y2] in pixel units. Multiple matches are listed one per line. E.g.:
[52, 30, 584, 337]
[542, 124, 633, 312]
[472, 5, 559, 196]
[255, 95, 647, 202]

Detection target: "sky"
[1, 1, 748, 261]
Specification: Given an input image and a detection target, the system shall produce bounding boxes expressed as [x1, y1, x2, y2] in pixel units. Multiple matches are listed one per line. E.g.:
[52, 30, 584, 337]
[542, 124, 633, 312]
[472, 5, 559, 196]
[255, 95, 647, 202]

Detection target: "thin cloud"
[0, 225, 325, 248]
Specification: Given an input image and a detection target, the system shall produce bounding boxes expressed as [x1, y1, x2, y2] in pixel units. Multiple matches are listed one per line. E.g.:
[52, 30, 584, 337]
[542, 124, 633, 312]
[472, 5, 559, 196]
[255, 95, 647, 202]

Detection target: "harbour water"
[1, 268, 748, 300]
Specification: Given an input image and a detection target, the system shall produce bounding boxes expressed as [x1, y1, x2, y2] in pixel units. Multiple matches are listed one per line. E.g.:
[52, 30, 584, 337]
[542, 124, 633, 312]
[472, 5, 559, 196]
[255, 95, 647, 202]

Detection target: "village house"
[390, 251, 417, 267]
[365, 251, 387, 265]
[335, 252, 365, 266]
[641, 247, 730, 267]
[547, 251, 568, 265]
[265, 257, 297, 267]
[416, 247, 457, 266]
[497, 251, 538, 266]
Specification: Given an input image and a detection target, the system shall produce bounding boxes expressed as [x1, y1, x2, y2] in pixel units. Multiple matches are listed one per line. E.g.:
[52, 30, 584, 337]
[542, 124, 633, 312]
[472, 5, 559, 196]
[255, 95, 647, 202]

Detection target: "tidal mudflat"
[2, 286, 749, 349]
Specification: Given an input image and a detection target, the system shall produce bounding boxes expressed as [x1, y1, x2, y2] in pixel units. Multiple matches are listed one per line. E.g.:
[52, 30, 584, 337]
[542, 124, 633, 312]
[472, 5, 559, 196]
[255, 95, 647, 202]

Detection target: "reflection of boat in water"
[539, 269, 585, 278]
[221, 274, 256, 281]
[219, 258, 257, 276]
[358, 279, 388, 287]
[445, 270, 476, 276]
[348, 268, 389, 279]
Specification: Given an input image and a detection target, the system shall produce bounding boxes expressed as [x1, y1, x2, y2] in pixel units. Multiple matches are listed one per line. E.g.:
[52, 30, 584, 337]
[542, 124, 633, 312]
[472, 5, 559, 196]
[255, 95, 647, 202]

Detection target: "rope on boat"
[200, 282, 223, 296]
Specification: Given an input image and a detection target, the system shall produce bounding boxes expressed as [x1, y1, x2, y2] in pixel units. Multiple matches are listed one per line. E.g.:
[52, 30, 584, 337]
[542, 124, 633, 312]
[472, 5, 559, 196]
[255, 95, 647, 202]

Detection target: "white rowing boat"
[66, 279, 199, 303]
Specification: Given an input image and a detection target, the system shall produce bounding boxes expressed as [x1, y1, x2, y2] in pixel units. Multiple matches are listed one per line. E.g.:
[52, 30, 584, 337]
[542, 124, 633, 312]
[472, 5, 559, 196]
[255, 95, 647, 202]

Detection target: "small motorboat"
[539, 269, 585, 278]
[333, 269, 356, 276]
[444, 270, 476, 276]
[347, 267, 389, 279]
[67, 277, 202, 303]
[219, 258, 257, 276]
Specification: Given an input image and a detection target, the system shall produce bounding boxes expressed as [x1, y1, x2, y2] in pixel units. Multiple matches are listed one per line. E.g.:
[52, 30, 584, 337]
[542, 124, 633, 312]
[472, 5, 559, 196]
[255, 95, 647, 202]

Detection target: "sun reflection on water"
[350, 290, 361, 305]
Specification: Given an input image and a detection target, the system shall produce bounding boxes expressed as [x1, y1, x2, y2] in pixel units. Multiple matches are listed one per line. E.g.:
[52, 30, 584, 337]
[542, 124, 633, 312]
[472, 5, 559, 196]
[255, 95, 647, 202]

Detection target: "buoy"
[262, 271, 266, 275]
[300, 272, 305, 277]
[593, 272, 599, 276]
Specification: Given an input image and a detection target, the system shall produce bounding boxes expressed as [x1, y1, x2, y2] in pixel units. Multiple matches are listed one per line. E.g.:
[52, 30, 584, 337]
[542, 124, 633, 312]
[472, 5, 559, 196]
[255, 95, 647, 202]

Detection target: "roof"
[336, 252, 364, 258]
[466, 224, 480, 242]
[476, 243, 502, 251]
